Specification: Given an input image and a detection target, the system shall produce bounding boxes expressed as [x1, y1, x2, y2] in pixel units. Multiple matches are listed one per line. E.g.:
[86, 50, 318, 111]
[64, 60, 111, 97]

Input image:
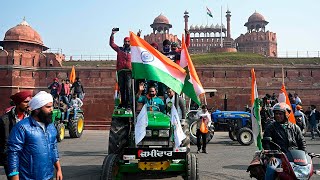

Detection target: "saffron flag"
[171, 104, 186, 148]
[180, 35, 205, 105]
[278, 84, 296, 124]
[251, 68, 262, 150]
[69, 65, 76, 83]
[130, 32, 186, 94]
[135, 104, 148, 145]
[206, 7, 213, 18]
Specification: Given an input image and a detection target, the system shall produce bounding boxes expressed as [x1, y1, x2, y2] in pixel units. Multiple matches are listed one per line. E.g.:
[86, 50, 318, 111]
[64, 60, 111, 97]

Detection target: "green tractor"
[52, 107, 85, 142]
[101, 81, 198, 180]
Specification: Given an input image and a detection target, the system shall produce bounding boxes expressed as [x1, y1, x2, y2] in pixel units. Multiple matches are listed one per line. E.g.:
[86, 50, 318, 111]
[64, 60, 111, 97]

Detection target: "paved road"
[1, 130, 320, 180]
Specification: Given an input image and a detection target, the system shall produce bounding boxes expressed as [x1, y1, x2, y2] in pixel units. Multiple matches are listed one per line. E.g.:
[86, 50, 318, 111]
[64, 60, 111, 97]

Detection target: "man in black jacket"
[263, 102, 306, 180]
[0, 91, 32, 178]
[71, 77, 85, 100]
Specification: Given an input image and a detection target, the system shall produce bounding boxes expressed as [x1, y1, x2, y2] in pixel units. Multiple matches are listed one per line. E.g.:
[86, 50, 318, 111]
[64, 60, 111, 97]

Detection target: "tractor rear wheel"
[69, 113, 84, 138]
[237, 127, 253, 146]
[181, 119, 191, 151]
[108, 117, 129, 154]
[56, 123, 65, 142]
[228, 130, 237, 141]
[100, 154, 120, 180]
[188, 118, 214, 145]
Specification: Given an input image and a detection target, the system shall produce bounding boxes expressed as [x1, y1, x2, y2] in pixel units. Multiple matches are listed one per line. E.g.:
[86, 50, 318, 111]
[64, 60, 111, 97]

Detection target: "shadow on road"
[223, 164, 248, 170]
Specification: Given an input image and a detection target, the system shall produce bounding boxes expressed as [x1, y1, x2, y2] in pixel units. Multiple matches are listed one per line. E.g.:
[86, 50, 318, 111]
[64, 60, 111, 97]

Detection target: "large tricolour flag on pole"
[278, 84, 296, 124]
[251, 68, 262, 150]
[130, 32, 186, 93]
[180, 35, 205, 105]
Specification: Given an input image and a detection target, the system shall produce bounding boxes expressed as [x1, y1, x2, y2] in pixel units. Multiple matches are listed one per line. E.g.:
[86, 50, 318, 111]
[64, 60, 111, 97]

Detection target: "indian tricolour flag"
[251, 68, 262, 150]
[130, 32, 186, 93]
[206, 7, 213, 18]
[180, 35, 205, 105]
[278, 84, 296, 124]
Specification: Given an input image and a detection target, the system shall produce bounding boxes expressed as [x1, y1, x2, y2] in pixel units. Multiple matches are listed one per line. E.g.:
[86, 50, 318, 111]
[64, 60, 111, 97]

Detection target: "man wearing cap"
[109, 28, 132, 111]
[294, 105, 307, 135]
[6, 91, 63, 180]
[48, 77, 60, 99]
[0, 91, 32, 178]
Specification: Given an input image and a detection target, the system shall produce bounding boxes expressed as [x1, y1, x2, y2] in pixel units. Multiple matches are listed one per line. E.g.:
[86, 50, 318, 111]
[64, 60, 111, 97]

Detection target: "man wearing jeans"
[66, 94, 83, 120]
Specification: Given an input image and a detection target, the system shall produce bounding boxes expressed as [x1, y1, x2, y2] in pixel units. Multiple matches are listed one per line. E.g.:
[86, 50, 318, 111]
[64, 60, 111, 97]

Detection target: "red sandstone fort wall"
[1, 63, 320, 129]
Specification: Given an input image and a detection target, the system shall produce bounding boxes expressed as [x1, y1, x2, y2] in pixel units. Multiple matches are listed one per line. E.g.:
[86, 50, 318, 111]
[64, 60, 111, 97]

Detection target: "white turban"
[29, 91, 53, 111]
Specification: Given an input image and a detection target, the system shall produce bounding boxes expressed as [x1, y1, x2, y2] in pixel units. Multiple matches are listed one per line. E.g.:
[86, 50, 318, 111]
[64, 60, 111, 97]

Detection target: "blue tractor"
[212, 110, 253, 146]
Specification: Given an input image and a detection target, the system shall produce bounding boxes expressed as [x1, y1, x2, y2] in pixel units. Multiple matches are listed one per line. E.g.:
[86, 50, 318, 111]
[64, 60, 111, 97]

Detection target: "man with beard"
[6, 91, 63, 180]
[0, 91, 32, 178]
[136, 83, 165, 113]
[110, 28, 132, 111]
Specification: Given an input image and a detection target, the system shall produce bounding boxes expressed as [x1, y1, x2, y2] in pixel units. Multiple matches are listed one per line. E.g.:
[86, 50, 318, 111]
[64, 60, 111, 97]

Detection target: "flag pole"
[281, 66, 284, 85]
[220, 5, 223, 48]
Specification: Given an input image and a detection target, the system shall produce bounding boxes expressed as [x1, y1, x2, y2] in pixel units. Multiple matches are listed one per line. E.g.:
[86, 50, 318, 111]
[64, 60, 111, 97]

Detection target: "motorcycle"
[247, 138, 320, 180]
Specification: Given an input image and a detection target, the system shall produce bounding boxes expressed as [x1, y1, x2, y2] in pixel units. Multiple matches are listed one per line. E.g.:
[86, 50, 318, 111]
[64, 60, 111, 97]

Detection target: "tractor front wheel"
[56, 123, 65, 142]
[100, 154, 120, 180]
[228, 130, 237, 141]
[69, 113, 84, 138]
[237, 127, 253, 146]
[184, 154, 199, 180]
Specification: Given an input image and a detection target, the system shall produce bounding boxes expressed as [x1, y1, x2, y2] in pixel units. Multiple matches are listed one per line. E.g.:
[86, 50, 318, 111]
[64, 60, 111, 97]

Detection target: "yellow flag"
[69, 65, 76, 83]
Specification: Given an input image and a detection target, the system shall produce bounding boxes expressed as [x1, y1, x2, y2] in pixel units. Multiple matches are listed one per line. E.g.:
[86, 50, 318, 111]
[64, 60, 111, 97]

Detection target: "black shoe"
[202, 150, 208, 154]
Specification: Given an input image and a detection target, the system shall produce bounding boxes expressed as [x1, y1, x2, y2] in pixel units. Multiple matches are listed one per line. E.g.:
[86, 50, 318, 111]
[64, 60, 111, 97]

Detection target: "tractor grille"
[137, 138, 172, 147]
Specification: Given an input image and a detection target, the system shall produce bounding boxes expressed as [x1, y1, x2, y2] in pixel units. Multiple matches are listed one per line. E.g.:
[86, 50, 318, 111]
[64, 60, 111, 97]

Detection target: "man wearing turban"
[6, 91, 63, 180]
[0, 91, 32, 178]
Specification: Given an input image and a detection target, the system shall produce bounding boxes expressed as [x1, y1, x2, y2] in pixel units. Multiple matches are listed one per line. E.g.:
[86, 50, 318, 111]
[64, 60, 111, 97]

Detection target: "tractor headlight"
[146, 130, 152, 137]
[152, 130, 159, 136]
[158, 129, 170, 137]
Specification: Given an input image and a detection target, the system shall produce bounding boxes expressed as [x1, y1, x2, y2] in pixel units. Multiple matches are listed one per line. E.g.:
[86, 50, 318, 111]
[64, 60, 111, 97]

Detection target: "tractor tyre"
[69, 113, 84, 138]
[188, 118, 214, 145]
[181, 119, 191, 151]
[100, 154, 120, 180]
[228, 130, 237, 141]
[108, 117, 129, 154]
[56, 123, 65, 142]
[237, 127, 254, 146]
[184, 154, 199, 180]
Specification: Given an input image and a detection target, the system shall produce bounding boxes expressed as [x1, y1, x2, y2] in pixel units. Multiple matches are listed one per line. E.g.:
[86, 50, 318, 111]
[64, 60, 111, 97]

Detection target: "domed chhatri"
[153, 14, 170, 24]
[248, 11, 266, 22]
[3, 18, 44, 46]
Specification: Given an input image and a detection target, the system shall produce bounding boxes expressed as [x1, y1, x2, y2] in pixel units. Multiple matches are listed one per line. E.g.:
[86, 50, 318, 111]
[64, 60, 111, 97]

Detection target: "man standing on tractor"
[263, 102, 306, 180]
[71, 77, 85, 101]
[48, 78, 60, 99]
[195, 105, 211, 154]
[0, 91, 32, 178]
[109, 28, 132, 111]
[6, 91, 63, 180]
[136, 82, 165, 113]
[165, 87, 186, 119]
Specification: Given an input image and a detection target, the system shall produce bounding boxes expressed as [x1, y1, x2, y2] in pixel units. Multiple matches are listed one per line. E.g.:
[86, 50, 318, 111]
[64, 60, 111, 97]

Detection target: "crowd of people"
[48, 77, 85, 121]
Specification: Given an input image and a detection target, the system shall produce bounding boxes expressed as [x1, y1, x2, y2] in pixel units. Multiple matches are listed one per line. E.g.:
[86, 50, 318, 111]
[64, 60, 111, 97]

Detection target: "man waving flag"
[180, 35, 205, 105]
[251, 68, 262, 150]
[130, 32, 186, 94]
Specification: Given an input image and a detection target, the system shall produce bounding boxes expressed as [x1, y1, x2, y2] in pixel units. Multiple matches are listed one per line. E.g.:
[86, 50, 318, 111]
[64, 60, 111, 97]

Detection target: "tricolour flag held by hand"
[130, 32, 186, 94]
[180, 35, 205, 105]
[171, 104, 186, 148]
[206, 7, 213, 18]
[135, 104, 148, 145]
[251, 68, 262, 150]
[278, 84, 296, 124]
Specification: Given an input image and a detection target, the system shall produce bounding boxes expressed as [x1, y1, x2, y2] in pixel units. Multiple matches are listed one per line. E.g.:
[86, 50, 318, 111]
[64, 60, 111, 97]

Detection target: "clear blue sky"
[1, 0, 319, 57]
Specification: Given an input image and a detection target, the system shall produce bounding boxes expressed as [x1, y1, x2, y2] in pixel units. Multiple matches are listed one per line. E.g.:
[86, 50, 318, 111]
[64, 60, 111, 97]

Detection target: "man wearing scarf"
[7, 91, 63, 180]
[0, 91, 32, 178]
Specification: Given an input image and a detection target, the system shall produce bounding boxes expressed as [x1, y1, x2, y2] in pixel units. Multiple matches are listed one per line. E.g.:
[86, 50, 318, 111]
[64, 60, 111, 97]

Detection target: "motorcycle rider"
[263, 102, 306, 180]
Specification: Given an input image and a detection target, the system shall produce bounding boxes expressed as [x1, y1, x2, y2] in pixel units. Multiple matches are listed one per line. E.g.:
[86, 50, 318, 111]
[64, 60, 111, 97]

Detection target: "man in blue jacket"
[7, 91, 63, 180]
